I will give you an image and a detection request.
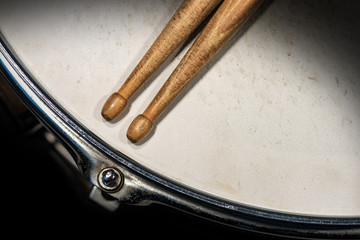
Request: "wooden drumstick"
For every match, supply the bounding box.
[101,0,222,121]
[127,0,262,143]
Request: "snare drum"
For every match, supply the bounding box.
[1,0,359,238]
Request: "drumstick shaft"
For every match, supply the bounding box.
[101,0,222,120]
[127,0,262,142]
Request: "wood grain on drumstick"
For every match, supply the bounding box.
[127,0,262,143]
[101,0,222,121]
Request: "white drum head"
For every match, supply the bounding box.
[0,0,359,217]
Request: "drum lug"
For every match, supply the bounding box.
[92,163,161,207]
[71,139,162,207]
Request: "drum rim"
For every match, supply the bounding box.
[1,35,359,238]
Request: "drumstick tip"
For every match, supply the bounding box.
[127,114,153,143]
[101,92,127,121]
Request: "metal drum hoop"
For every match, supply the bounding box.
[1,34,359,239]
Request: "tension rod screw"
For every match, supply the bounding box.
[98,167,123,192]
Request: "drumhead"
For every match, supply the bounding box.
[0,0,359,226]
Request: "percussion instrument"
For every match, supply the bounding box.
[0,0,359,238]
